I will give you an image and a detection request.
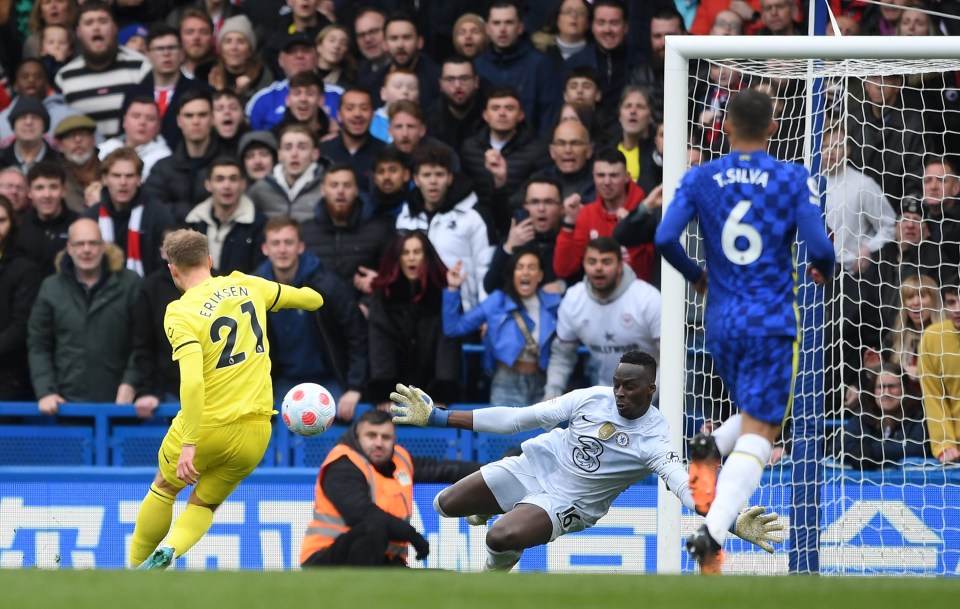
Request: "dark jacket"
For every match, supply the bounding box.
[82,190,174,277]
[836,413,929,470]
[425,89,488,154]
[0,140,57,173]
[613,204,662,289]
[185,195,267,275]
[300,195,396,288]
[15,206,78,276]
[256,252,368,393]
[474,38,561,139]
[847,105,925,206]
[319,134,386,194]
[125,73,213,150]
[566,42,635,118]
[0,247,41,400]
[366,279,462,405]
[131,265,181,398]
[460,124,549,240]
[27,245,141,401]
[143,138,224,221]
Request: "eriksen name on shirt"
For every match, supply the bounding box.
[712,168,769,189]
[199,285,250,317]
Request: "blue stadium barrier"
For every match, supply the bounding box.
[473,429,542,462]
[0,426,94,466]
[109,426,167,466]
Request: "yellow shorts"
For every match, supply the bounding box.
[158,415,272,505]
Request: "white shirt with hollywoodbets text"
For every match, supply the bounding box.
[556,279,661,385]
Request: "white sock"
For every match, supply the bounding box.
[485,544,522,571]
[710,414,743,456]
[704,433,771,545]
[433,493,453,518]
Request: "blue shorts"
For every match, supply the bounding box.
[706,335,798,426]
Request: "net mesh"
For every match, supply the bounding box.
[680,56,960,575]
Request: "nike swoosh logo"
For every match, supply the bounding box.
[580,414,597,424]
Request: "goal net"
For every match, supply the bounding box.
[659,36,960,576]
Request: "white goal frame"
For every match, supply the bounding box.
[657,35,960,574]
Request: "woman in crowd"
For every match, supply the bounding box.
[442,247,560,406]
[885,274,945,385]
[366,230,462,409]
[208,15,273,105]
[23,0,77,59]
[835,363,929,469]
[315,24,356,88]
[615,86,661,195]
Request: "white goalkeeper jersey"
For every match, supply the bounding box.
[474,386,691,523]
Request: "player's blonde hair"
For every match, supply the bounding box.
[163,229,209,269]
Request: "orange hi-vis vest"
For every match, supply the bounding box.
[299,442,415,565]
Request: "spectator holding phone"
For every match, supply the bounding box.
[484,176,566,297]
[443,247,561,406]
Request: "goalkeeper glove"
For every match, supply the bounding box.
[389,384,447,427]
[732,505,785,554]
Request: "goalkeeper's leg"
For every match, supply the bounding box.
[484,504,553,571]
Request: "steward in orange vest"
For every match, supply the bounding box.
[300,409,480,567]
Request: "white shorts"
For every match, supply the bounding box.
[480,454,591,541]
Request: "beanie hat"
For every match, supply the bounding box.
[118,23,148,46]
[238,130,278,158]
[219,15,257,50]
[9,96,50,132]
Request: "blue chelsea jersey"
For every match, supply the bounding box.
[657,150,833,339]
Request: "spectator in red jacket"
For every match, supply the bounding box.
[553,148,656,283]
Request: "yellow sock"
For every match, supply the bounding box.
[129,484,176,567]
[165,504,215,558]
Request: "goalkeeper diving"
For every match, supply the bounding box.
[390,350,783,571]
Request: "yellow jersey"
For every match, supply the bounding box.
[164,271,323,442]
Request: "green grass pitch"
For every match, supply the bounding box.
[2,570,955,609]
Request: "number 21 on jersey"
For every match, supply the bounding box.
[210,300,265,369]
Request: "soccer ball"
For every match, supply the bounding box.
[282,383,337,437]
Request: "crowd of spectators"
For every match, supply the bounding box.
[0,0,958,470]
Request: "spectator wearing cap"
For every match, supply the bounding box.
[208,15,274,105]
[53,114,101,213]
[118,23,149,54]
[54,1,152,140]
[246,31,337,132]
[125,23,213,150]
[0,96,55,174]
[0,59,79,143]
[238,130,277,184]
[264,0,331,78]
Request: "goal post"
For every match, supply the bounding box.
[658,35,960,575]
